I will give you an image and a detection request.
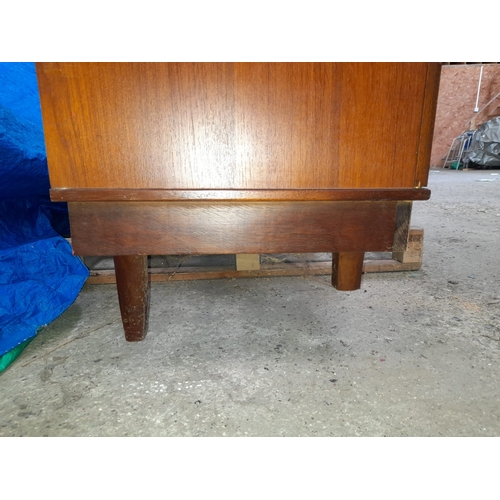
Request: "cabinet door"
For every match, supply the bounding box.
[37,63,440,192]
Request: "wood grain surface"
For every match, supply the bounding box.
[37,63,440,193]
[68,200,399,256]
[49,187,431,202]
[113,255,149,341]
[392,201,413,252]
[332,252,365,290]
[414,62,442,186]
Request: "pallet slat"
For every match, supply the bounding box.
[86,258,422,285]
[85,228,424,285]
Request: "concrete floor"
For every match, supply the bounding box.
[1,169,499,436]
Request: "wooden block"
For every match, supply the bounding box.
[392,228,424,264]
[236,254,261,271]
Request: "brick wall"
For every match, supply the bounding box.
[430,64,500,167]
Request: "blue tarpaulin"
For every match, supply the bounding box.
[0,62,89,371]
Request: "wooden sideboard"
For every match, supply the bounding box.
[36,63,441,341]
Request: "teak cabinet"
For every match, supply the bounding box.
[36,63,441,341]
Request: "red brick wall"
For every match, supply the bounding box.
[430,64,500,167]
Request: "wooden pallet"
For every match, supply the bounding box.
[85,228,424,285]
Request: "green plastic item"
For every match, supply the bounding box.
[450,161,463,170]
[0,338,33,373]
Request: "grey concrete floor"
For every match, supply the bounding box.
[1,169,499,436]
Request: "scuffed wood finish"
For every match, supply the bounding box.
[50,187,431,202]
[392,201,413,252]
[68,200,399,256]
[36,63,439,192]
[332,252,365,291]
[113,255,149,341]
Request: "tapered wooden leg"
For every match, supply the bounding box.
[113,255,149,341]
[332,251,365,291]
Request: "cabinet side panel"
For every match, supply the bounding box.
[337,63,429,188]
[414,63,441,187]
[37,63,432,191]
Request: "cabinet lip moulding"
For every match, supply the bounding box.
[49,188,431,203]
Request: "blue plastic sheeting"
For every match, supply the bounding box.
[0,62,89,360]
[0,197,89,355]
[0,63,43,128]
[0,62,48,201]
[0,104,51,199]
